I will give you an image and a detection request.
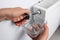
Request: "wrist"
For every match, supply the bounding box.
[0,15,6,21]
[0,12,11,21]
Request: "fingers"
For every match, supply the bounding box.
[40,23,48,40]
[16,7,30,15]
[16,22,22,26]
[26,23,42,33]
[26,27,33,32]
[12,14,27,26]
[26,23,48,40]
[12,16,24,22]
[26,23,48,33]
[21,20,26,25]
[12,9,29,22]
[31,23,42,31]
[32,23,37,31]
[27,23,41,30]
[39,23,48,40]
[20,9,30,15]
[26,23,43,38]
[44,23,48,31]
[12,9,29,26]
[15,20,26,26]
[38,23,42,28]
[23,9,30,14]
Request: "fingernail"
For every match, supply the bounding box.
[17,17,20,21]
[44,20,47,24]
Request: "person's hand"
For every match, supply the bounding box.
[0,7,29,26]
[27,23,48,40]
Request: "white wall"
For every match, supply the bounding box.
[0,0,41,9]
[45,1,60,39]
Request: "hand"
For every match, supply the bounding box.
[27,23,48,40]
[0,7,29,26]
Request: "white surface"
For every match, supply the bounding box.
[37,0,59,9]
[0,0,40,9]
[45,1,60,39]
[0,21,32,40]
